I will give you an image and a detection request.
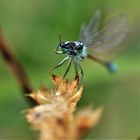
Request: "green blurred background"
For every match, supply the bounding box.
[0,0,140,139]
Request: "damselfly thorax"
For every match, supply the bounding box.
[59,41,87,59]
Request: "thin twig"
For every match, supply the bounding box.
[0,31,38,106]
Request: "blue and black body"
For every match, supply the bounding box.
[50,10,128,82]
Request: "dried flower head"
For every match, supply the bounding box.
[26,75,103,140]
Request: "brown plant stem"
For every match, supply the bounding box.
[0,31,38,106]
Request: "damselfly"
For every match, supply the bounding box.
[50,10,128,82]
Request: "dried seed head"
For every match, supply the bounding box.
[26,75,103,140]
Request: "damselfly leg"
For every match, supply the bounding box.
[49,57,69,71]
[73,60,84,84]
[73,60,79,80]
[63,58,72,78]
[77,62,84,83]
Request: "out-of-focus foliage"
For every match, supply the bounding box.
[0,0,140,139]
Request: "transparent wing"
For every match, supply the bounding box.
[80,12,128,61]
[79,10,101,43]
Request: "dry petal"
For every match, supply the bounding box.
[52,74,64,87]
[69,87,83,103]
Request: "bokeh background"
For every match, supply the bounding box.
[0,0,140,139]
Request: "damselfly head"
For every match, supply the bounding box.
[59,41,69,49]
